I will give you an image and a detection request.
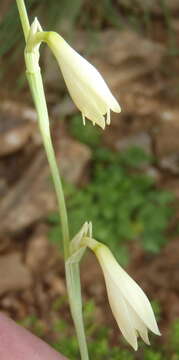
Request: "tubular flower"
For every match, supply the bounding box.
[86,239,160,350]
[46,32,121,129]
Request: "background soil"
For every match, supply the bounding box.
[1,0,179,356]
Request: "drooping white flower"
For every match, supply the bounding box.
[69,223,160,350]
[84,239,160,350]
[46,32,121,129]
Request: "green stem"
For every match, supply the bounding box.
[16,0,30,41]
[66,261,89,360]
[25,56,70,259]
[16,0,70,259]
[25,52,88,359]
[16,2,89,358]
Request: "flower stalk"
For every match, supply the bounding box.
[24,35,70,260]
[16,0,30,41]
[16,1,89,358]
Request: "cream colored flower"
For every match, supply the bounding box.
[69,224,160,350]
[86,239,160,350]
[46,32,121,129]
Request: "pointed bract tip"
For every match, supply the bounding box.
[30,17,42,35]
[30,18,38,34]
[36,18,43,32]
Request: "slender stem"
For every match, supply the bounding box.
[16,0,70,259]
[16,0,30,41]
[16,2,89,358]
[26,59,70,259]
[43,136,70,259]
[66,262,89,360]
[25,51,88,358]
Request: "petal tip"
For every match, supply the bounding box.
[133,342,138,351]
[110,100,121,113]
[150,320,161,337]
[155,328,161,336]
[97,118,105,130]
[144,336,150,346]
[113,103,121,113]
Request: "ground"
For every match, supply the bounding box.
[1,1,179,359]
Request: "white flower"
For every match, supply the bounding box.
[86,239,160,350]
[46,32,121,129]
[69,224,160,350]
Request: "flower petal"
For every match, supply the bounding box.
[126,301,150,345]
[57,40,120,112]
[46,32,121,123]
[58,64,106,128]
[96,245,160,336]
[105,272,138,350]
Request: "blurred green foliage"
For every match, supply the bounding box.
[0,0,116,57]
[1,0,179,89]
[0,0,82,59]
[170,319,179,354]
[48,146,174,264]
[1,0,179,59]
[151,300,162,322]
[52,299,135,359]
[69,115,102,149]
[19,314,46,337]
